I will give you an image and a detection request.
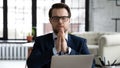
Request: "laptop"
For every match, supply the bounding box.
[50,55,94,68]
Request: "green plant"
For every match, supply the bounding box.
[27,32,32,36]
[32,27,35,37]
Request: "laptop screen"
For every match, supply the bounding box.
[51,55,94,68]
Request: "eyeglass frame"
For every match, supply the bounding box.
[50,16,70,22]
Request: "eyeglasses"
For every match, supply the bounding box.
[50,16,70,22]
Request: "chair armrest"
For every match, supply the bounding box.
[99,34,120,47]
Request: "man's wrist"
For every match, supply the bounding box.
[63,47,69,54]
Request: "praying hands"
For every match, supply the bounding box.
[56,28,68,53]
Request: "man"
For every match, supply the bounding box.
[27,3,92,68]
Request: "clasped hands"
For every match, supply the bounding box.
[55,28,68,54]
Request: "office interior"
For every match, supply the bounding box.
[0,0,120,68]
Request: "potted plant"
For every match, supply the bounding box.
[26,27,36,42]
[32,27,36,40]
[27,32,33,42]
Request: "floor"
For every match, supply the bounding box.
[0,60,27,68]
[0,60,120,68]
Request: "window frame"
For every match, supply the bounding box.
[1,0,89,40]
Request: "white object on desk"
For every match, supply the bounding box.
[102,66,115,68]
[22,42,34,47]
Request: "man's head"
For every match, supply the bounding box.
[49,3,71,34]
[49,3,71,18]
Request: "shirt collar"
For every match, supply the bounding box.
[53,32,68,40]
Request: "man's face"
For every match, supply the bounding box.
[49,8,70,34]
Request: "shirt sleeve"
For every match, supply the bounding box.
[53,47,59,56]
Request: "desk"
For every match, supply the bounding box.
[96,66,120,68]
[95,66,120,68]
[116,66,120,68]
[22,42,34,47]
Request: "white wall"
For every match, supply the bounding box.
[89,0,120,32]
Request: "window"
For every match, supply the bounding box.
[1,0,87,40]
[66,0,86,32]
[37,0,86,36]
[8,0,32,39]
[37,0,61,35]
[0,0,3,38]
